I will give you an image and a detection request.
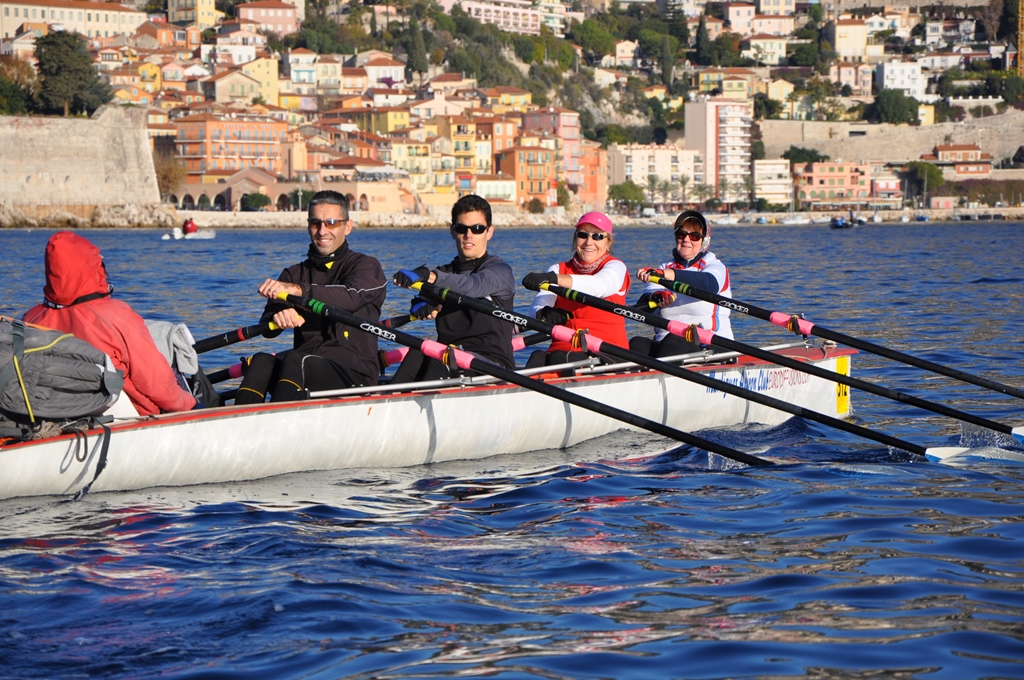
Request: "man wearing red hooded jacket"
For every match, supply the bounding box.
[23,231,197,416]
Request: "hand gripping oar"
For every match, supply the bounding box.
[538,281,1023,447]
[277,291,771,468]
[647,273,1024,402]
[378,332,550,370]
[192,322,279,354]
[426,281,971,460]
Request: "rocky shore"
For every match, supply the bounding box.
[3,204,1022,230]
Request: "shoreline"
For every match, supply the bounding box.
[3,205,1023,230]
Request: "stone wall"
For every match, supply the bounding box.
[761,110,1024,165]
[0,106,174,229]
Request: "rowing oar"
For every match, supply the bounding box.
[379,332,550,370]
[277,291,771,468]
[193,322,278,354]
[539,282,1023,446]
[419,281,973,460]
[646,272,1024,402]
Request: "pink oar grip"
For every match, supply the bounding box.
[421,339,475,371]
[770,312,815,336]
[511,336,526,351]
[384,347,410,365]
[549,325,603,352]
[228,363,244,379]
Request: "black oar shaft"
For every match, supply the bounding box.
[432,283,928,456]
[193,322,275,354]
[283,292,771,467]
[655,276,1024,401]
[557,282,1015,437]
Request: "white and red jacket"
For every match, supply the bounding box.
[530,257,630,352]
[640,251,733,341]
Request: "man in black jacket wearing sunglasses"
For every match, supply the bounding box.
[391,194,516,383]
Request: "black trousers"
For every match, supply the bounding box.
[234,351,359,405]
[629,333,703,359]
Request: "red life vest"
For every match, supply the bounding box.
[549,258,630,353]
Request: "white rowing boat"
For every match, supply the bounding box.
[0,343,854,500]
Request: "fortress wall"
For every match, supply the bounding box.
[0,106,172,227]
[761,110,1024,164]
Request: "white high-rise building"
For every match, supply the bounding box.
[684,96,752,204]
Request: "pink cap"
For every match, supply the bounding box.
[575,212,613,234]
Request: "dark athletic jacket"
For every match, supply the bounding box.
[261,242,387,386]
[432,253,516,369]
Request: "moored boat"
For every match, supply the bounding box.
[0,343,854,500]
[162,226,217,241]
[780,215,811,225]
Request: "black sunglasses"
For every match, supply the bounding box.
[452,223,489,235]
[308,217,347,228]
[675,229,704,242]
[575,230,608,241]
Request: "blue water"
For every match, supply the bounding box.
[2,223,1024,678]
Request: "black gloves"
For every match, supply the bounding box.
[409,297,438,320]
[393,266,431,289]
[522,271,559,291]
[536,306,573,326]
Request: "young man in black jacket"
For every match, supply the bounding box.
[235,190,387,404]
[390,194,516,383]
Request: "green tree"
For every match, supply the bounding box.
[34,31,111,116]
[608,181,646,212]
[572,19,617,60]
[873,88,916,124]
[407,20,429,83]
[789,42,818,67]
[660,35,675,86]
[808,4,824,25]
[751,140,766,160]
[782,145,829,164]
[646,174,661,206]
[906,161,944,200]
[556,181,571,208]
[678,174,691,206]
[241,192,272,211]
[695,15,711,65]
[527,197,545,213]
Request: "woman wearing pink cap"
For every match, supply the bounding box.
[521,212,630,368]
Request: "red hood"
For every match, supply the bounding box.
[43,231,110,307]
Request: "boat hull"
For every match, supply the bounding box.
[0,347,854,499]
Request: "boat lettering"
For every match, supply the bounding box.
[361,323,396,341]
[704,370,749,398]
[614,307,647,322]
[716,300,749,314]
[704,367,808,396]
[491,310,529,325]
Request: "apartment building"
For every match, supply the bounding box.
[755,0,793,16]
[875,60,926,100]
[606,143,701,193]
[793,161,872,208]
[167,0,220,30]
[435,0,541,35]
[521,107,582,187]
[0,0,147,39]
[495,145,556,207]
[173,111,289,178]
[236,0,297,36]
[577,139,608,211]
[752,158,792,207]
[684,96,752,203]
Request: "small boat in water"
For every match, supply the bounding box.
[162,226,217,241]
[0,343,854,500]
[830,216,852,229]
[780,215,811,225]
[710,215,739,225]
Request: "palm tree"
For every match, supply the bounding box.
[786,90,800,120]
[717,177,733,208]
[657,179,673,211]
[678,174,691,208]
[646,174,660,208]
[693,183,713,209]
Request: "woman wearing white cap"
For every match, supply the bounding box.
[521,211,631,368]
[631,209,733,358]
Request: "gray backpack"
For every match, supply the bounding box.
[0,317,123,439]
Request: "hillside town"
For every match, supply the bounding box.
[1,0,1023,221]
